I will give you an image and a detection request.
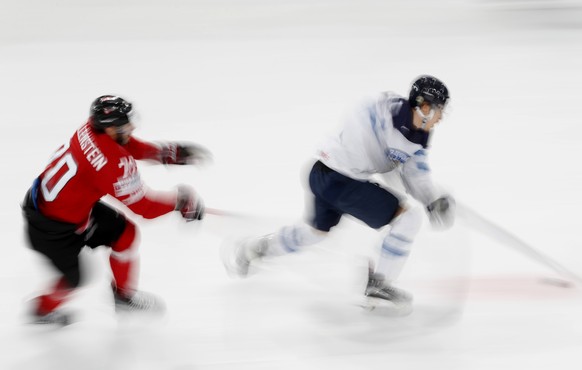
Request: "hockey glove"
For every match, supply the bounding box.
[161,142,212,165]
[426,196,455,230]
[176,185,205,222]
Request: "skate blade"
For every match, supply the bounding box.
[114,300,166,316]
[26,313,73,329]
[359,297,413,317]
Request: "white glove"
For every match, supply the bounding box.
[426,196,455,230]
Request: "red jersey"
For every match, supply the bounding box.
[36,121,176,226]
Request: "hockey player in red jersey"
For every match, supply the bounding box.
[22,95,209,325]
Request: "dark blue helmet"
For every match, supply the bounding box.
[90,95,133,130]
[409,75,449,108]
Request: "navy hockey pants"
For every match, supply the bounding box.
[308,161,401,232]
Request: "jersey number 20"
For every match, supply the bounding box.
[40,144,78,202]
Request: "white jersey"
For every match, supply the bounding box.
[316,92,441,206]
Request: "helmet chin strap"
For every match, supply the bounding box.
[414,106,435,129]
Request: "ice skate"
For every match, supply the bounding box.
[220,235,270,278]
[29,309,72,327]
[27,296,72,326]
[362,271,413,314]
[113,289,166,314]
[30,310,71,326]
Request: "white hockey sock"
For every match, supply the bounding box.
[261,223,327,258]
[374,207,423,282]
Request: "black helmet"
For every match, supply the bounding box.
[90,95,133,130]
[409,75,449,108]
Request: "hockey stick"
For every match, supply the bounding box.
[205,207,245,218]
[205,207,263,220]
[456,202,582,287]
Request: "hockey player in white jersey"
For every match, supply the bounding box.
[222,75,455,310]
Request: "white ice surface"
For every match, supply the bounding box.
[1,1,581,369]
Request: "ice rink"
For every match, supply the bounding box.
[1,1,581,369]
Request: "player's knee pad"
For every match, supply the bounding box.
[110,221,139,261]
[380,208,423,259]
[389,206,423,241]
